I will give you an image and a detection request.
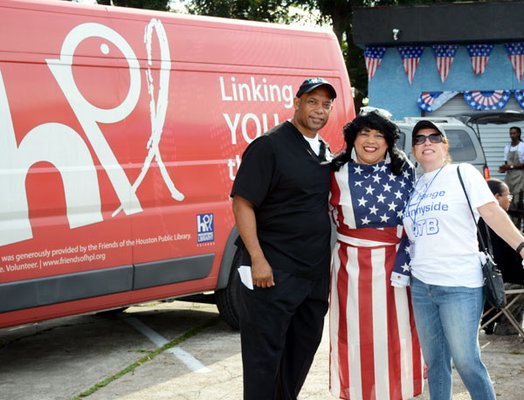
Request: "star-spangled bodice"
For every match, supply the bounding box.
[331,161,414,231]
[330,160,415,287]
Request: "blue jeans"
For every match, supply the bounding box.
[410,277,496,400]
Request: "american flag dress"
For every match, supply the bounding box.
[329,161,424,400]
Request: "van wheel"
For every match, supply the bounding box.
[215,250,241,330]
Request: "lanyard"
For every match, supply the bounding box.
[407,165,444,226]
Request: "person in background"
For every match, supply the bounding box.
[404,121,524,400]
[231,78,336,400]
[479,179,524,335]
[498,126,524,227]
[329,110,424,400]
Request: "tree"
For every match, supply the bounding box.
[296,1,365,107]
[96,0,169,11]
[186,0,293,23]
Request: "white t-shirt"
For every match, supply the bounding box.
[503,141,524,163]
[303,134,320,156]
[403,163,496,287]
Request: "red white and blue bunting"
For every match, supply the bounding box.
[466,44,494,75]
[364,47,387,81]
[504,42,524,82]
[419,90,524,111]
[366,44,524,83]
[464,90,511,110]
[417,91,459,112]
[398,46,424,85]
[432,45,458,83]
[515,90,524,108]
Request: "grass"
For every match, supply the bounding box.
[72,316,220,399]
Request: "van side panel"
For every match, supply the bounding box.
[0,266,133,313]
[0,0,353,328]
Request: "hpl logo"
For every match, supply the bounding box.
[197,213,214,243]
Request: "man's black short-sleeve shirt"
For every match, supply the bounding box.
[231,121,332,279]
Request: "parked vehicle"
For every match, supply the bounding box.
[0,0,354,329]
[457,110,524,127]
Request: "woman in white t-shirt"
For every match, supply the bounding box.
[403,120,524,400]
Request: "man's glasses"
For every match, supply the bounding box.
[413,133,443,145]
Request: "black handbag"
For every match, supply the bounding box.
[457,167,507,308]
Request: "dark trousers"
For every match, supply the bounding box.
[238,269,329,400]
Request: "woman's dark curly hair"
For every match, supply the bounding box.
[331,111,408,175]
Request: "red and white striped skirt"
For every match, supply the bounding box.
[329,241,424,400]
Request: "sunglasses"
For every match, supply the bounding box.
[413,133,443,145]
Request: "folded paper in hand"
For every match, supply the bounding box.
[237,266,254,290]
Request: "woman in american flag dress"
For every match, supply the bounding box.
[329,111,424,400]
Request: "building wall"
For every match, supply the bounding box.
[368,44,524,119]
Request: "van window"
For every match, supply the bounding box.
[446,129,478,162]
[397,131,406,151]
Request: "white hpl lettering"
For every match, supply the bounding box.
[0,19,183,247]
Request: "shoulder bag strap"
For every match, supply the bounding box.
[456,166,492,254]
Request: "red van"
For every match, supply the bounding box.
[0,0,354,329]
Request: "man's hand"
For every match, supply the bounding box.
[232,194,275,289]
[251,257,275,288]
[499,163,510,173]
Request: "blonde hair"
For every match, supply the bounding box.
[442,136,452,164]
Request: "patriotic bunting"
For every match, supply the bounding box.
[364,47,386,81]
[398,46,424,84]
[466,44,493,75]
[515,90,524,109]
[504,42,524,81]
[365,44,524,110]
[417,91,459,113]
[432,45,458,82]
[464,90,511,110]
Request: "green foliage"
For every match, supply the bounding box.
[186,0,293,23]
[96,0,169,11]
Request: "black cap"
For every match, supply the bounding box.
[412,120,447,139]
[296,78,337,99]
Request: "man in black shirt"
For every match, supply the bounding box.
[231,78,337,400]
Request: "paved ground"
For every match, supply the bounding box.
[1,301,523,399]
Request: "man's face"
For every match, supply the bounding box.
[510,128,521,144]
[292,87,333,137]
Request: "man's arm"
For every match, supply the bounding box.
[500,162,523,172]
[499,144,510,172]
[232,195,275,288]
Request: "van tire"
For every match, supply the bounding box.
[215,249,241,330]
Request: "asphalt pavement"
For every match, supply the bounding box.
[1,300,523,399]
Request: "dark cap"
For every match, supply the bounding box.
[296,77,337,99]
[412,120,447,139]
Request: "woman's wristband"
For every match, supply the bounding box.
[516,241,524,254]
